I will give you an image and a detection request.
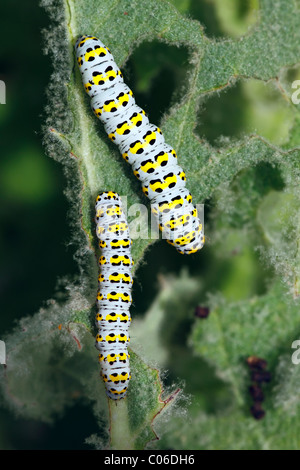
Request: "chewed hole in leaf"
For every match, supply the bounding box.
[165,348,233,413]
[279,64,300,95]
[210,227,274,301]
[124,41,189,125]
[131,239,209,319]
[211,0,259,38]
[257,191,299,246]
[213,162,285,228]
[169,0,259,39]
[196,79,295,146]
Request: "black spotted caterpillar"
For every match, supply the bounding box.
[76,35,205,255]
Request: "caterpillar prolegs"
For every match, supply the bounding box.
[95,192,133,400]
[76,36,205,255]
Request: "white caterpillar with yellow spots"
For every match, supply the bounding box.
[76,35,204,255]
[95,191,133,400]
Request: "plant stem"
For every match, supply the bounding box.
[109,398,135,450]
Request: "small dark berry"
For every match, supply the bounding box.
[250,403,265,420]
[194,306,210,319]
[251,370,272,383]
[249,385,264,402]
[246,356,268,370]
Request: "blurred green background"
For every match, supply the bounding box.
[0,0,298,449]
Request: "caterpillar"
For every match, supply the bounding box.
[95,191,133,400]
[75,35,205,255]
